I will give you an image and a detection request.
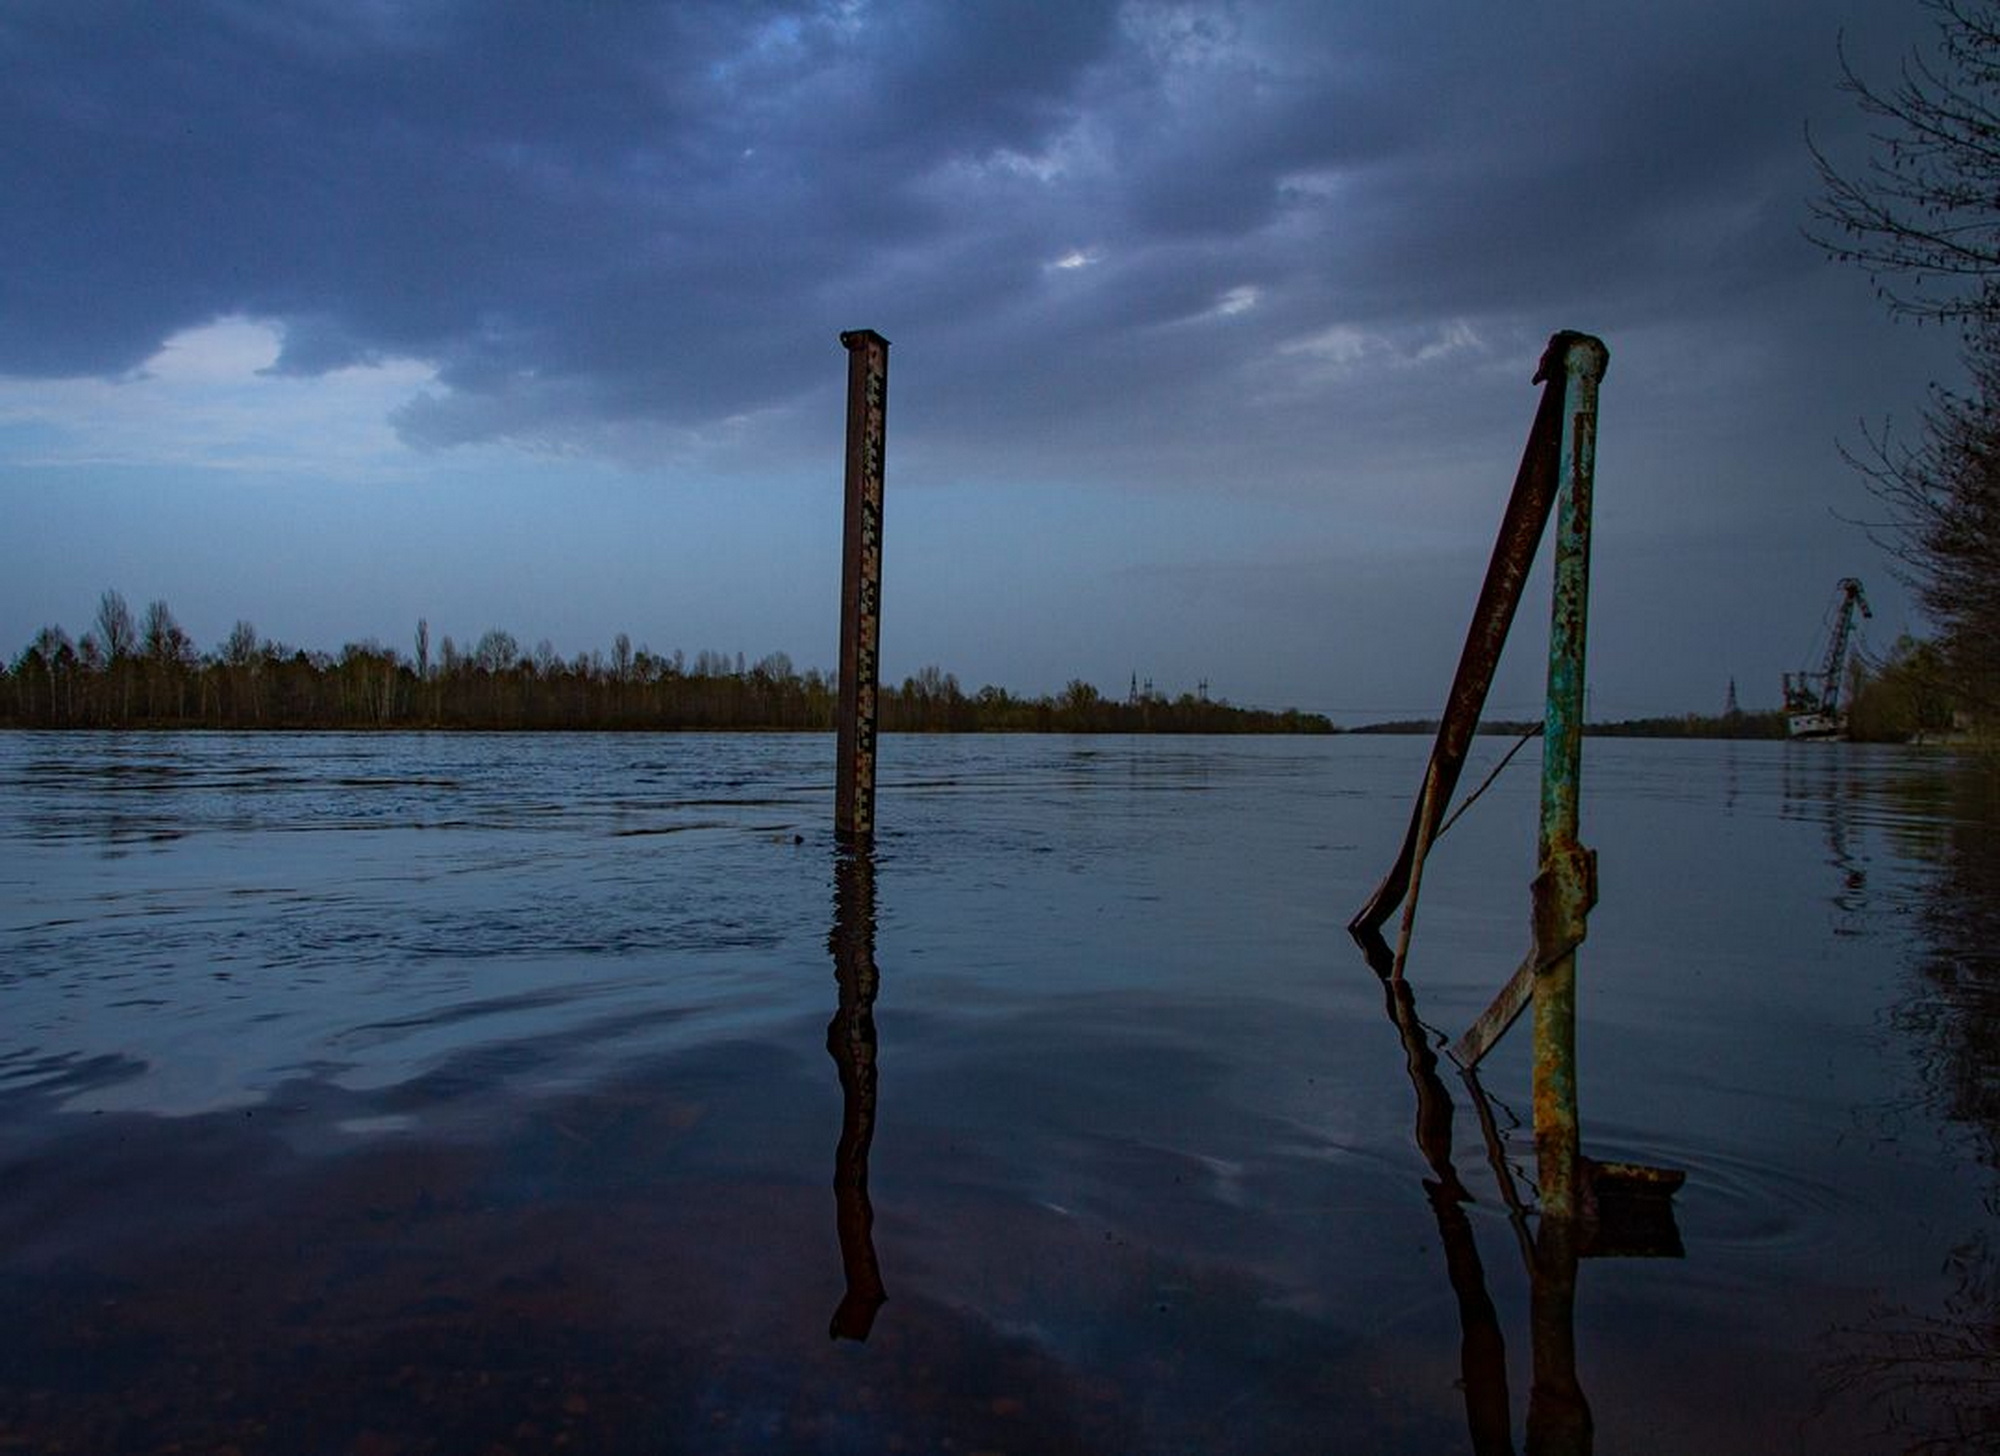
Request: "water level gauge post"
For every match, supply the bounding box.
[835,329,890,847]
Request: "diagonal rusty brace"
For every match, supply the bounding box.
[1449,844,1597,1070]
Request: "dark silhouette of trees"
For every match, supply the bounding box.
[1811,0,2000,722]
[93,589,136,662]
[0,594,1333,734]
[220,619,262,725]
[1848,634,1965,740]
[140,599,197,721]
[8,626,79,725]
[93,588,137,721]
[1842,336,2000,718]
[1808,1,2000,328]
[889,664,971,731]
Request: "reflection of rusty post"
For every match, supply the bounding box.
[1526,1216,1593,1454]
[1532,334,1606,1225]
[827,850,886,1339]
[1380,969,1514,1454]
[1351,335,1577,937]
[835,330,890,846]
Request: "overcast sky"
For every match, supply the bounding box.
[0,0,1969,722]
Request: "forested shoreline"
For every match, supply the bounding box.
[1,592,1333,735]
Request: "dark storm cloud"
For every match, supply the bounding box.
[1,1,1107,410]
[0,0,1918,465]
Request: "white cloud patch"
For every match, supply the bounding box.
[1214,284,1260,316]
[1275,319,1485,375]
[1413,320,1485,364]
[146,316,284,383]
[0,316,439,476]
[1280,323,1374,367]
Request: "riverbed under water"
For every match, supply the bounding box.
[1,731,1994,1454]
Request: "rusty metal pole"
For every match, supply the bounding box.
[835,329,889,846]
[1532,333,1606,1224]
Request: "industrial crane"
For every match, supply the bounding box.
[1782,577,1872,739]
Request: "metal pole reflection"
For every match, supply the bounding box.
[827,849,887,1340]
[1526,1217,1592,1456]
[1374,956,1517,1455]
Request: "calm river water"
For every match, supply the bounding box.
[1,731,1995,1454]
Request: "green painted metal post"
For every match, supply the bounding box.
[1532,333,1607,1224]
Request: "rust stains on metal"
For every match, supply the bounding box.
[1531,844,1597,965]
[835,329,890,846]
[1451,947,1537,1069]
[1530,332,1607,1226]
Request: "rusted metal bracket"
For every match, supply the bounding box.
[1533,844,1598,963]
[1452,844,1596,1068]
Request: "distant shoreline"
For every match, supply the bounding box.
[4,607,1333,736]
[0,722,1336,736]
[1345,712,1792,740]
[0,716,1822,740]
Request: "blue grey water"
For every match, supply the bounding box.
[0,731,1993,1453]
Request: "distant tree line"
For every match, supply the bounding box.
[0,590,1335,735]
[1348,713,1791,739]
[1586,711,1789,740]
[1847,635,1971,743]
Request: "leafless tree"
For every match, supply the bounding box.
[1809,0,2000,327]
[93,589,135,662]
[1812,1,2000,714]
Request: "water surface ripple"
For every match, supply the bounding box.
[1,731,1994,1454]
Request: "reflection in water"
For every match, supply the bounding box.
[1899,763,2000,1170]
[1783,748,1871,926]
[1375,958,1517,1454]
[1818,759,2000,1446]
[1820,1232,2000,1452]
[827,849,887,1341]
[1525,1218,1591,1456]
[1362,928,1594,1455]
